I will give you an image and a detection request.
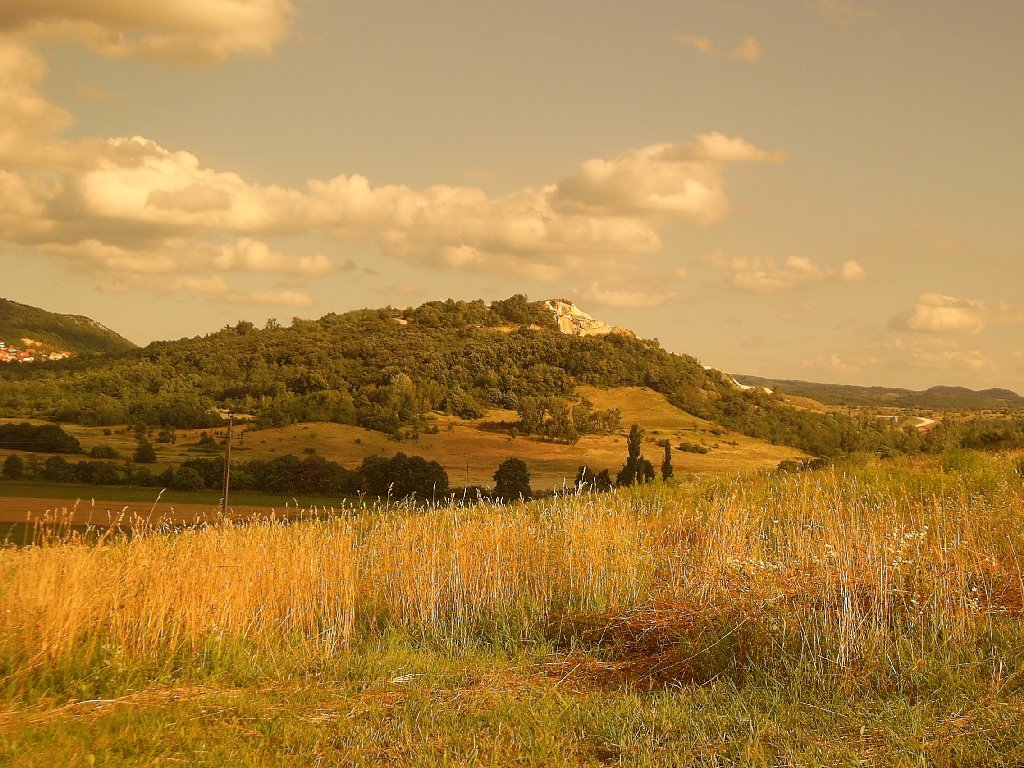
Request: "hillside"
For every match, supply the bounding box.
[733,375,1024,410]
[0,297,137,357]
[0,295,933,458]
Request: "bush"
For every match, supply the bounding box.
[133,437,157,464]
[493,457,532,501]
[2,454,25,480]
[677,441,710,455]
[171,467,206,491]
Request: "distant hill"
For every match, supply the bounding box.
[0,295,897,458]
[0,298,136,357]
[732,375,1024,410]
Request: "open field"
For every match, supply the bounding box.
[2,451,1024,765]
[0,386,807,493]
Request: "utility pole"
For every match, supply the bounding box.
[220,411,233,516]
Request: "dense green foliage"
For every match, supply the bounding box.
[616,424,655,486]
[661,439,674,480]
[4,295,1023,459]
[493,457,532,500]
[3,449,449,500]
[575,465,613,492]
[0,297,137,355]
[0,422,82,453]
[357,452,450,499]
[2,454,24,480]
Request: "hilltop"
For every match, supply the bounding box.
[0,298,137,358]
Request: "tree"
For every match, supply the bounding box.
[493,457,532,501]
[41,455,73,482]
[90,445,119,459]
[133,436,157,464]
[661,439,674,481]
[171,466,206,491]
[2,454,25,480]
[617,423,655,486]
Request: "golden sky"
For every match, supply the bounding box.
[1,1,1022,392]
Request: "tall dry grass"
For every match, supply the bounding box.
[1,453,1023,692]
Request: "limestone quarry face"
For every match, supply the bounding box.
[545,300,635,338]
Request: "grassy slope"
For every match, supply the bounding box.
[0,298,136,355]
[0,387,807,498]
[3,453,1024,766]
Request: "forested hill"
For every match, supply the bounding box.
[0,298,137,356]
[733,375,1024,410]
[0,295,916,457]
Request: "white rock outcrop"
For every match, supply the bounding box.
[545,300,635,338]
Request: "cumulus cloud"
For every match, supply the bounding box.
[213,238,335,275]
[889,293,1023,335]
[552,133,783,220]
[1,0,296,65]
[0,28,786,305]
[705,252,866,293]
[0,41,75,167]
[889,293,986,334]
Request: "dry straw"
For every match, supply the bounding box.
[1,454,1022,689]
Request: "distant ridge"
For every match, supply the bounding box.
[0,298,137,357]
[732,375,1024,410]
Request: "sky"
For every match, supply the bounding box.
[1,0,1022,392]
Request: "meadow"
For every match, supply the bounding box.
[2,451,1024,766]
[1,386,805,500]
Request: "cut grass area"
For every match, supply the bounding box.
[4,644,1024,767]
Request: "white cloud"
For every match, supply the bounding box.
[889,293,1024,335]
[581,281,677,309]
[704,252,867,293]
[214,238,335,275]
[0,31,787,304]
[552,133,783,220]
[1,0,296,65]
[889,293,986,334]
[0,41,74,167]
